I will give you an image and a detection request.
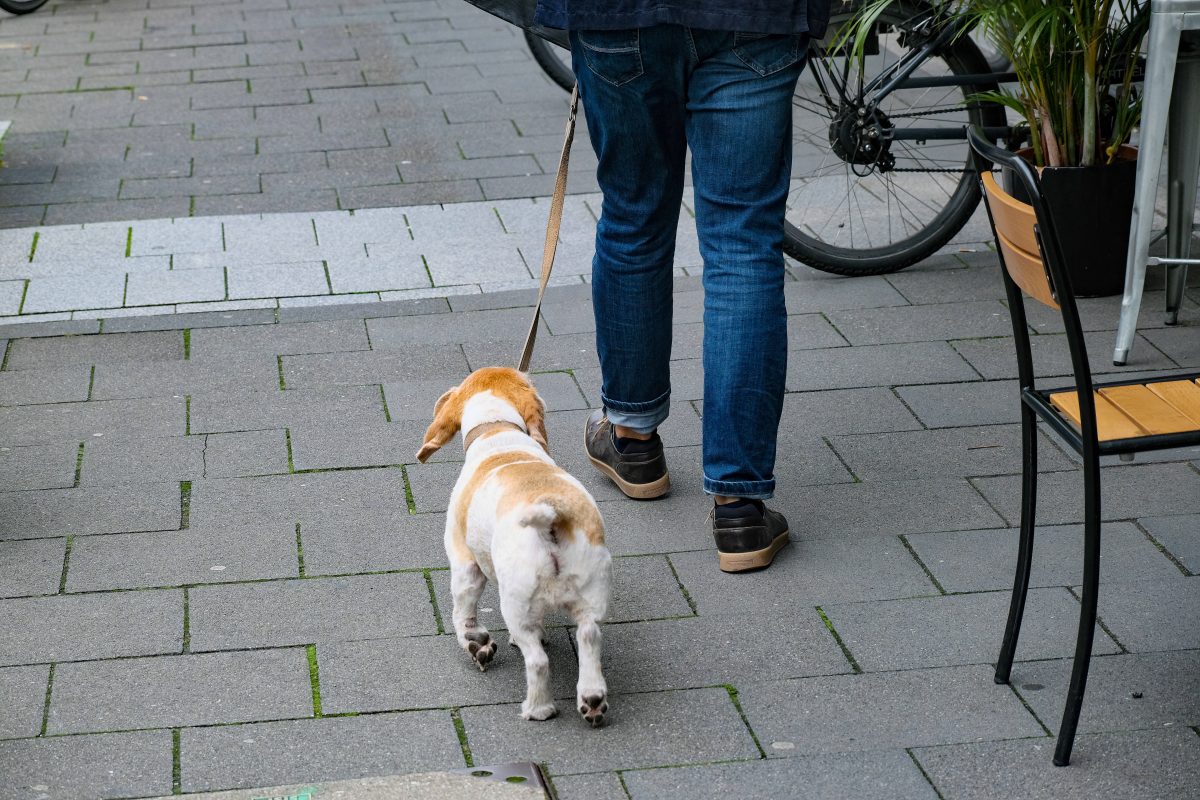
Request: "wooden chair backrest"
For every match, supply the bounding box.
[981,171,1060,310]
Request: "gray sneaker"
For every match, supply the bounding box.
[583,409,670,499]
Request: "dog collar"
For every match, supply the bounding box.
[462,420,526,452]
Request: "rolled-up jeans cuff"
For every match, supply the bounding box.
[601,389,670,435]
[703,476,775,500]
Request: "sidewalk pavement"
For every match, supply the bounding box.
[1,1,1200,800]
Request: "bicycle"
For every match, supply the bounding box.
[0,0,50,14]
[525,1,1016,276]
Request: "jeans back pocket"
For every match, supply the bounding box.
[578,29,644,87]
[732,32,803,77]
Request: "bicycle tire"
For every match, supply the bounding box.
[0,0,49,13]
[525,30,575,92]
[784,0,1007,276]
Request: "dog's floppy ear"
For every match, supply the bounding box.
[416,387,461,463]
[517,386,549,453]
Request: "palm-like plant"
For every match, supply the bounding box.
[847,0,1150,167]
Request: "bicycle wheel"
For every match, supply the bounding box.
[525,30,575,92]
[785,0,1007,275]
[0,0,49,13]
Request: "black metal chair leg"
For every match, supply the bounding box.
[996,405,1038,684]
[1054,455,1102,766]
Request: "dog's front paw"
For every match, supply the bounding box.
[521,702,558,721]
[463,630,497,671]
[577,691,608,727]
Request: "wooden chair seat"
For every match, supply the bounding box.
[1049,379,1200,441]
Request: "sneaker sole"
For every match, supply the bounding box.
[587,452,671,499]
[718,529,790,573]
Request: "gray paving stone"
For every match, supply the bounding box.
[787,343,980,392]
[278,297,449,324]
[0,536,65,598]
[669,535,937,616]
[66,524,299,592]
[460,330,597,374]
[895,380,1021,428]
[1012,650,1200,736]
[779,387,924,436]
[47,648,312,734]
[301,511,448,575]
[282,345,470,388]
[783,275,911,313]
[622,750,939,800]
[885,263,1007,305]
[186,470,411,534]
[0,364,91,407]
[1096,575,1200,652]
[0,730,173,800]
[289,420,423,470]
[368,307,548,348]
[950,331,1179,381]
[788,477,1006,538]
[0,280,25,316]
[973,462,1200,527]
[189,385,385,433]
[101,307,278,332]
[180,711,466,794]
[828,300,1013,346]
[188,573,437,651]
[461,686,760,775]
[129,217,224,256]
[0,319,100,340]
[787,312,852,350]
[203,429,290,478]
[5,330,183,370]
[326,256,431,294]
[189,319,369,360]
[601,612,852,695]
[430,554,693,632]
[0,396,185,447]
[0,664,50,738]
[1141,324,1200,367]
[739,666,1044,755]
[320,628,577,713]
[0,589,182,666]
[1140,513,1200,573]
[828,424,1073,481]
[21,272,127,313]
[912,728,1200,800]
[90,357,280,401]
[0,482,181,540]
[78,435,203,486]
[0,441,79,491]
[125,267,226,307]
[227,261,330,299]
[824,589,1119,672]
[904,523,1184,594]
[552,772,630,800]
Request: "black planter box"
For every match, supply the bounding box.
[1006,153,1137,297]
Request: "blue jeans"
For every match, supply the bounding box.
[572,25,807,499]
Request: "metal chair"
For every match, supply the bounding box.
[1113,0,1200,366]
[968,127,1200,766]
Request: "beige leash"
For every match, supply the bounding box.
[517,83,580,373]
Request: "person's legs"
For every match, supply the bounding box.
[571,25,689,435]
[684,29,807,501]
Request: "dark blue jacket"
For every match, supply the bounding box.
[535,1,830,37]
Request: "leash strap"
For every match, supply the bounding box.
[518,83,580,373]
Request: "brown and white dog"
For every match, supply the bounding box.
[416,367,612,725]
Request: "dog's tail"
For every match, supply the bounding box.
[518,501,559,534]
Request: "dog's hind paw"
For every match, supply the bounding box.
[578,692,608,727]
[521,702,558,721]
[464,630,497,671]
